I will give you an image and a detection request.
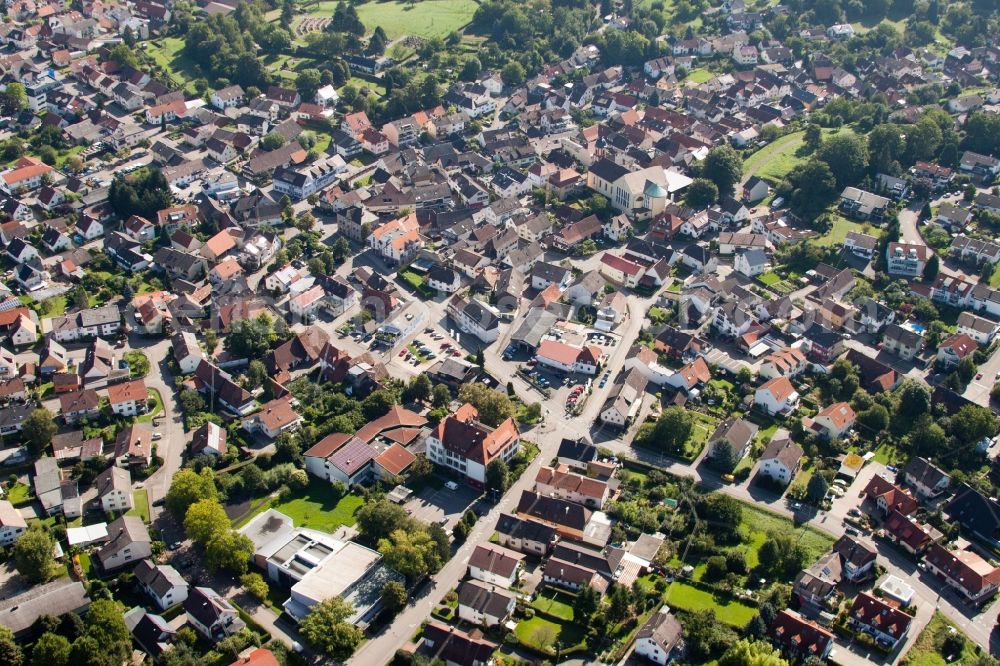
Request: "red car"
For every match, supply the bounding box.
[399,350,407,357]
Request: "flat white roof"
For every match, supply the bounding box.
[67,523,108,546]
[290,541,382,603]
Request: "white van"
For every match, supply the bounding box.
[444,481,459,491]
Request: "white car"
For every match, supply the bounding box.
[152,432,162,440]
[444,481,459,491]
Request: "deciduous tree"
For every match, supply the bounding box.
[300,597,364,659]
[166,468,217,518]
[22,408,56,455]
[702,146,743,197]
[13,526,55,583]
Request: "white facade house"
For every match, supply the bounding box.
[758,432,802,486]
[754,376,799,415]
[135,560,189,610]
[635,608,684,665]
[467,543,524,589]
[0,500,27,547]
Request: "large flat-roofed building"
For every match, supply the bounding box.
[239,509,402,627]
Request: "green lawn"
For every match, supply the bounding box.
[687,413,718,460]
[738,503,835,568]
[297,0,476,40]
[78,552,92,578]
[685,68,714,84]
[239,480,365,533]
[354,0,477,40]
[137,388,163,424]
[757,271,781,286]
[989,261,1000,287]
[34,294,68,317]
[811,214,869,248]
[143,37,200,93]
[743,128,854,184]
[903,612,981,666]
[127,489,150,523]
[531,590,575,621]
[514,616,586,653]
[873,442,904,466]
[663,582,757,626]
[7,483,30,506]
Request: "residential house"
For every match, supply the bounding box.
[59,389,100,424]
[848,592,912,651]
[635,608,684,666]
[468,543,524,589]
[421,622,496,666]
[708,417,759,463]
[945,485,1000,548]
[840,187,889,220]
[923,542,1000,606]
[937,202,973,231]
[97,515,151,571]
[191,422,227,458]
[758,347,808,380]
[937,333,977,368]
[241,397,301,439]
[107,379,147,417]
[863,475,918,516]
[134,560,189,610]
[494,513,557,556]
[808,402,856,440]
[843,231,879,260]
[534,465,610,509]
[114,424,153,469]
[0,500,27,547]
[754,376,799,415]
[885,242,929,278]
[883,509,936,555]
[734,248,769,277]
[456,580,515,627]
[772,610,833,661]
[758,431,803,486]
[956,311,998,345]
[95,466,133,513]
[425,403,519,488]
[883,323,923,360]
[185,586,246,641]
[516,490,593,541]
[903,457,951,500]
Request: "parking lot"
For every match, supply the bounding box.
[404,482,482,530]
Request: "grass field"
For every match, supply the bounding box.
[137,388,163,424]
[143,37,200,93]
[127,489,150,523]
[297,0,476,40]
[903,612,981,666]
[685,68,714,84]
[738,503,835,569]
[687,412,718,460]
[663,582,757,626]
[514,616,586,653]
[811,214,867,247]
[743,128,855,185]
[7,483,30,506]
[531,590,575,621]
[238,480,364,533]
[989,261,1000,287]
